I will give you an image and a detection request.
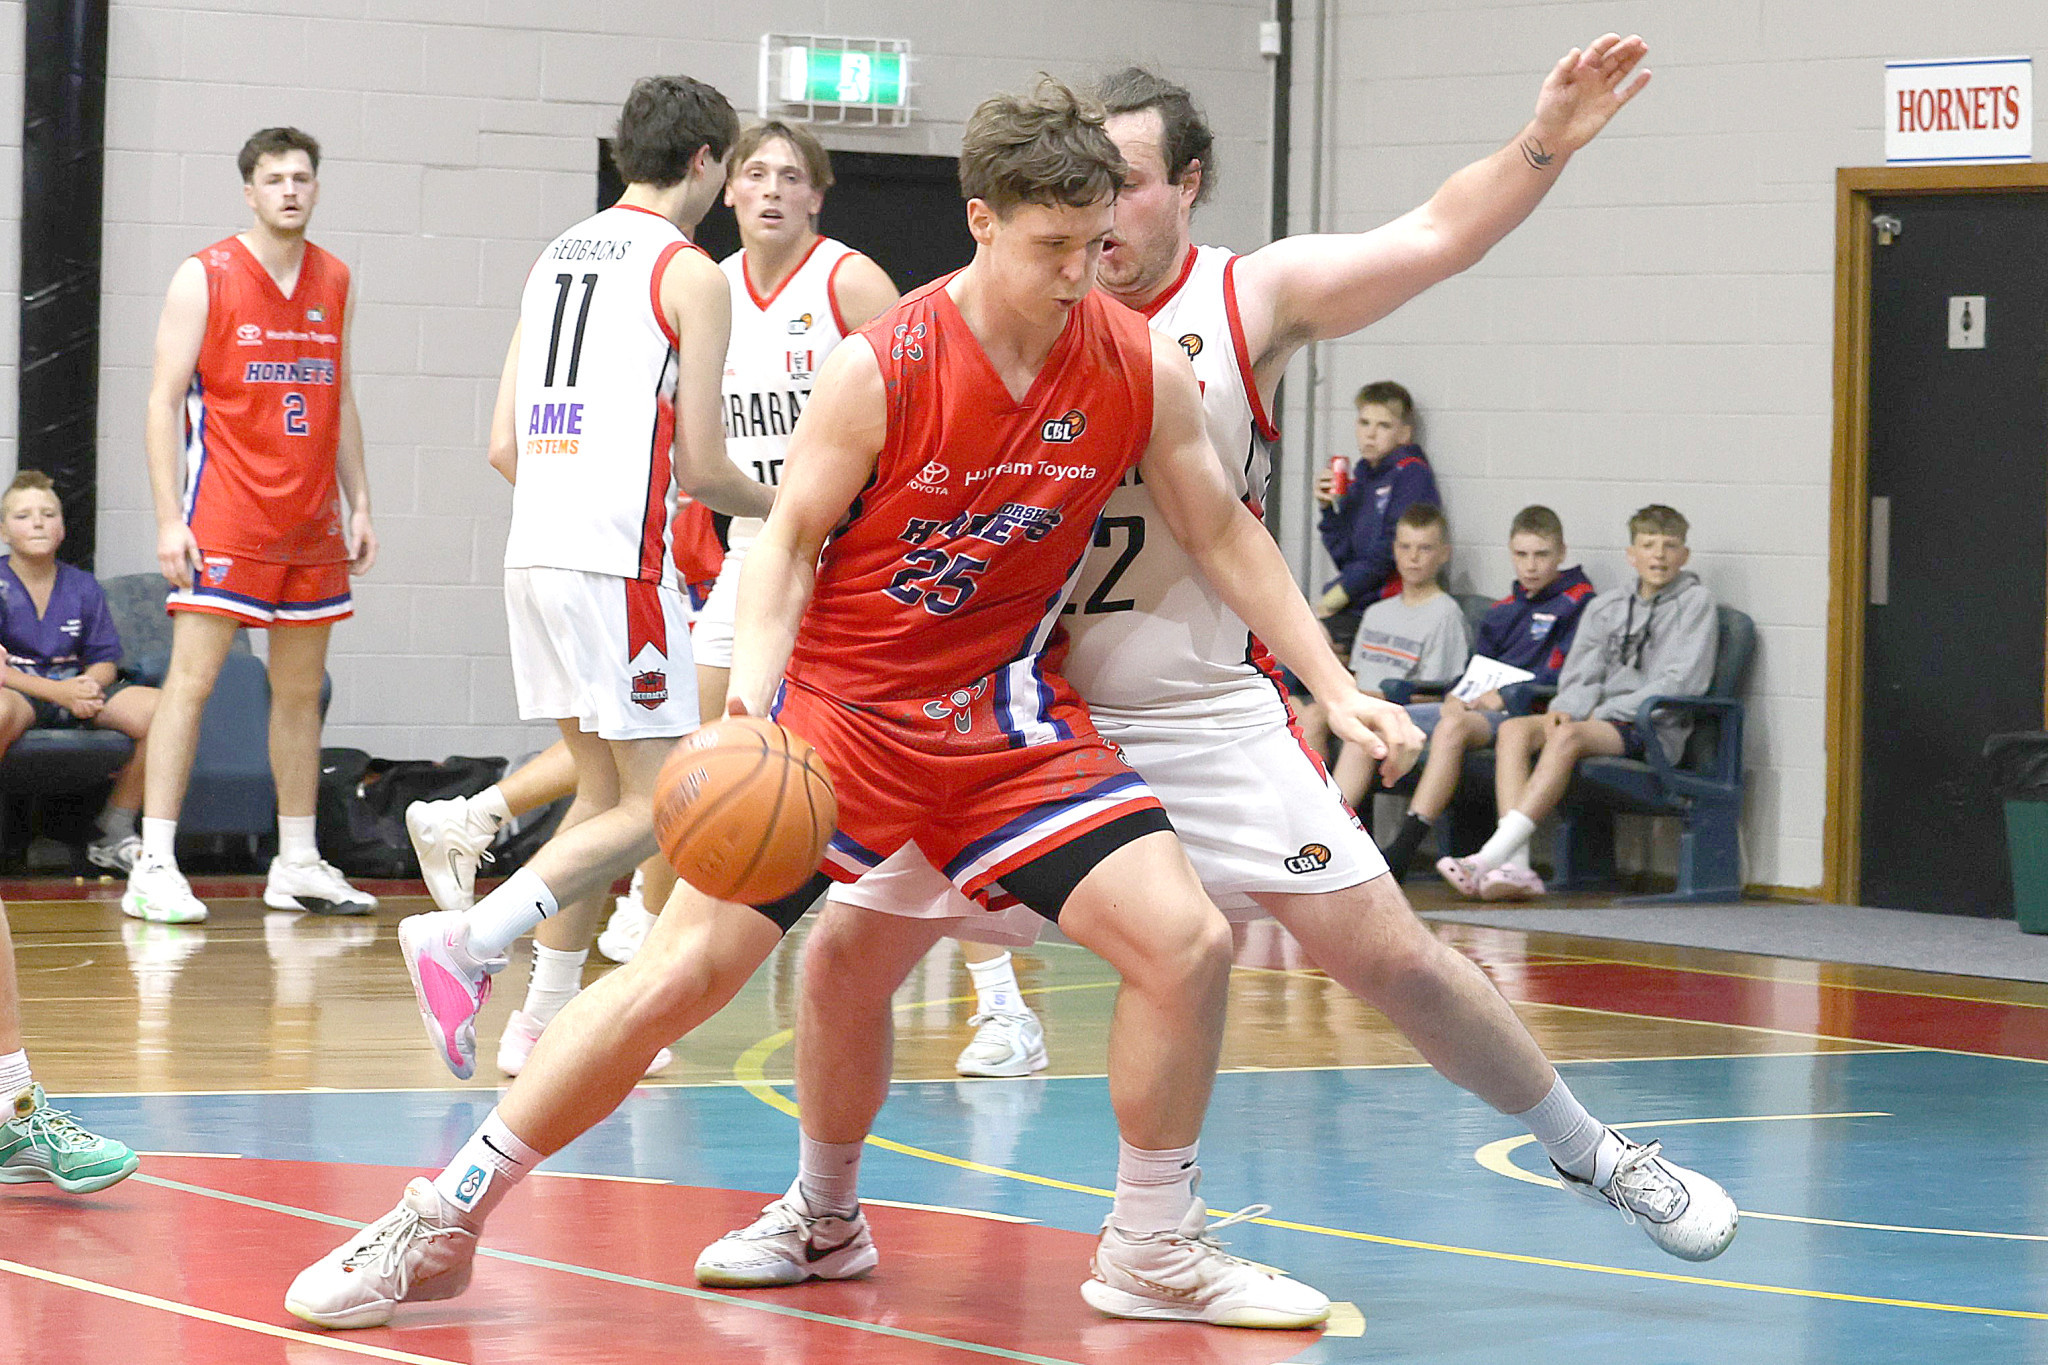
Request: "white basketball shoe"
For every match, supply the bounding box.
[285,1178,478,1329]
[596,870,655,964]
[955,1008,1049,1077]
[121,857,208,924]
[1554,1130,1739,1262]
[1082,1198,1330,1329]
[407,797,497,912]
[694,1181,879,1288]
[265,854,378,916]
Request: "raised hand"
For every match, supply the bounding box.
[1528,33,1651,159]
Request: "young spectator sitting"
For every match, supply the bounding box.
[1332,503,1469,805]
[1315,381,1440,661]
[1438,504,1715,901]
[0,472,160,871]
[1380,505,1595,881]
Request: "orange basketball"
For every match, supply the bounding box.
[652,716,837,904]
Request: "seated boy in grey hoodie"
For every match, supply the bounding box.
[1437,504,1716,901]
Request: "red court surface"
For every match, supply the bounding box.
[5,1157,1323,1365]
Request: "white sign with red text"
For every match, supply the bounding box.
[1885,56,2032,164]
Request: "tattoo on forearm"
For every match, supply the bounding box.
[1521,137,1555,170]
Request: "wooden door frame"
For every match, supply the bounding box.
[1826,164,2048,903]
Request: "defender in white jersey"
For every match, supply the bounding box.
[693,121,896,714]
[701,43,1740,1306]
[372,77,775,1095]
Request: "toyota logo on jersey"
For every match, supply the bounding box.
[910,461,951,494]
[235,323,263,345]
[1041,409,1087,444]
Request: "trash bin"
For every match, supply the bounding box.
[1985,733,2048,934]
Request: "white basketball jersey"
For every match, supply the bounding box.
[1060,245,1281,719]
[719,237,859,554]
[505,204,693,584]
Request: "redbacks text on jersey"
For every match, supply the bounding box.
[783,279,1156,712]
[183,236,350,565]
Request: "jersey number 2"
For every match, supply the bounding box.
[544,273,599,386]
[282,391,309,436]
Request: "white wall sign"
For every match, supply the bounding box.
[1885,56,2032,163]
[1949,296,1986,349]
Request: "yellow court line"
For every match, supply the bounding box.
[735,1009,2048,1320]
[0,1257,462,1364]
[1512,996,2048,1067]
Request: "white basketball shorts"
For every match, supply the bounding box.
[690,536,756,671]
[828,702,1388,937]
[504,565,697,741]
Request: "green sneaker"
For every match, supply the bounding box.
[0,1085,140,1193]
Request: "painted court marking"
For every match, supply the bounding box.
[114,1172,1097,1365]
[734,1000,2048,1322]
[1476,1113,2048,1244]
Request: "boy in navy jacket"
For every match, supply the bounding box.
[1381,506,1593,880]
[1315,381,1440,659]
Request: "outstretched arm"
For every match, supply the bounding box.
[1235,34,1650,377]
[726,338,887,717]
[1137,334,1423,778]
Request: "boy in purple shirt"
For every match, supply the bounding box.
[0,472,160,870]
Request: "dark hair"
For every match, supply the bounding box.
[729,120,834,194]
[612,76,740,188]
[959,77,1126,215]
[1510,505,1564,543]
[1396,501,1447,536]
[1628,504,1689,542]
[238,127,320,182]
[1095,67,1215,207]
[1354,381,1415,425]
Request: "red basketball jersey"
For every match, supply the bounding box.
[184,236,351,564]
[784,278,1155,713]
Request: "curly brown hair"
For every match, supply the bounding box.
[959,77,1126,216]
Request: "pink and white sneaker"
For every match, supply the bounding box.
[1479,865,1546,901]
[1435,855,1484,898]
[496,1008,673,1078]
[397,911,504,1079]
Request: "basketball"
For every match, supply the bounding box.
[652,716,837,904]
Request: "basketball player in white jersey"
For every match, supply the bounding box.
[698,37,1738,1309]
[391,76,773,1083]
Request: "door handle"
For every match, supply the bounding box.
[1869,495,1890,606]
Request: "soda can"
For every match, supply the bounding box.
[1327,454,1350,499]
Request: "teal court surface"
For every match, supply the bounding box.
[5,883,2047,1363]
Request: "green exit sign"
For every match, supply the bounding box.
[778,46,907,108]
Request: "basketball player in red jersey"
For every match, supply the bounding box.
[287,78,1409,1332]
[129,128,377,926]
[702,41,1733,1309]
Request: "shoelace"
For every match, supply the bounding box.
[17,1101,106,1154]
[1603,1141,1683,1224]
[341,1206,464,1295]
[1183,1203,1273,1257]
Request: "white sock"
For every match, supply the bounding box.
[966,949,1022,1015]
[471,786,513,836]
[278,814,318,863]
[1471,809,1537,874]
[797,1132,864,1217]
[98,806,138,841]
[467,867,559,960]
[141,817,177,867]
[432,1107,544,1229]
[0,1049,30,1098]
[1501,840,1533,873]
[1110,1138,1199,1236]
[1513,1073,1622,1185]
[521,944,586,1026]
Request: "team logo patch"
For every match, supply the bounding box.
[630,670,669,710]
[891,321,927,362]
[1179,332,1203,359]
[1284,843,1333,875]
[1041,409,1087,444]
[235,323,263,345]
[454,1164,488,1206]
[787,312,814,334]
[203,556,232,586]
[306,306,326,322]
[921,677,989,735]
[910,461,950,494]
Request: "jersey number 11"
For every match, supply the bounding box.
[544,273,599,387]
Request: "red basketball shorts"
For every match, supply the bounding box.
[168,549,352,628]
[772,668,1163,907]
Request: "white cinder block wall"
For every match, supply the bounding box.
[85,1,1276,761]
[1273,4,2048,893]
